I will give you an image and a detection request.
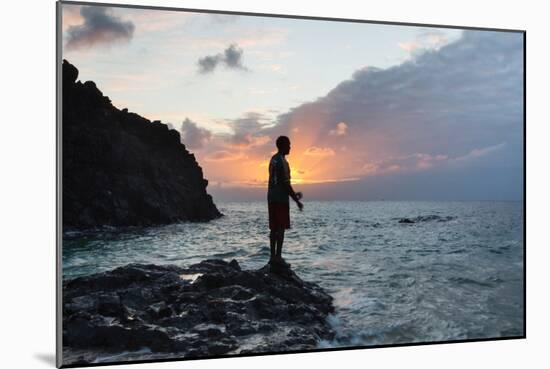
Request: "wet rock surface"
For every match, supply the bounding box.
[62,59,221,229]
[62,259,335,365]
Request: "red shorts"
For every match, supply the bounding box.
[268,202,290,230]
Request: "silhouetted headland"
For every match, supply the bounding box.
[62,259,335,365]
[62,59,221,230]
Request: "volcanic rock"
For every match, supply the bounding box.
[62,259,335,365]
[62,59,221,229]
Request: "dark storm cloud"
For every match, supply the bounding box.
[197,44,248,74]
[65,6,135,50]
[208,30,523,200]
[271,30,523,165]
[179,118,212,149]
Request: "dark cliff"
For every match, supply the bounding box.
[62,60,222,229]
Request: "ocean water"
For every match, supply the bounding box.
[63,201,524,346]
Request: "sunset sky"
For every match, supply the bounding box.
[61,3,524,201]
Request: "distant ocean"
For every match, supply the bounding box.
[63,201,524,346]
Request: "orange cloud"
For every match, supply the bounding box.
[304,146,335,157]
[227,134,271,149]
[204,150,246,162]
[398,41,421,53]
[62,5,84,32]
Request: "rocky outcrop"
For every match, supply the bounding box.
[62,260,335,365]
[62,59,221,229]
[398,215,456,224]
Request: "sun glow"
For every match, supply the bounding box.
[195,112,371,189]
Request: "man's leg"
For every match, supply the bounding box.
[275,229,285,259]
[269,230,277,262]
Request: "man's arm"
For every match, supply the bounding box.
[288,183,303,211]
[277,162,303,210]
[285,182,301,203]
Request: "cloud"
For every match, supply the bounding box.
[177,111,278,190]
[224,44,247,70]
[62,5,83,32]
[197,55,220,74]
[179,118,212,149]
[233,30,523,198]
[190,30,522,200]
[275,31,522,159]
[183,111,275,156]
[304,146,336,157]
[398,41,422,53]
[419,29,450,46]
[329,122,348,136]
[356,142,507,177]
[361,152,449,175]
[65,6,135,50]
[225,112,272,147]
[398,28,453,56]
[197,44,248,73]
[452,142,507,163]
[204,150,246,162]
[231,135,271,148]
[187,112,274,154]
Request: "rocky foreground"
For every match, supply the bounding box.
[63,259,335,365]
[62,59,221,229]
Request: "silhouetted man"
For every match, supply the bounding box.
[267,136,303,266]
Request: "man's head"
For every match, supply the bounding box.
[276,136,291,155]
